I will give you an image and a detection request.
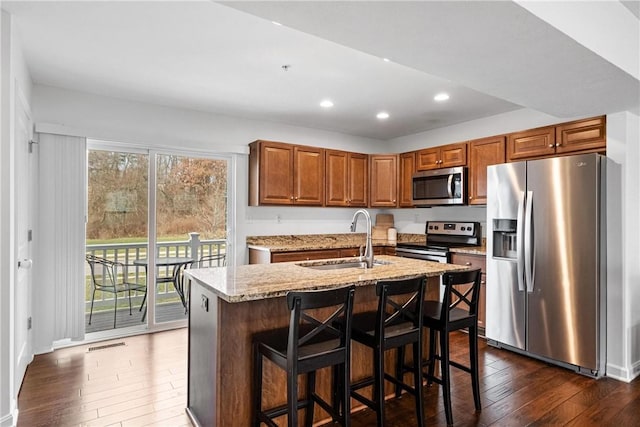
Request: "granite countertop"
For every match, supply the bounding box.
[246,233,425,252]
[246,233,487,256]
[185,255,469,303]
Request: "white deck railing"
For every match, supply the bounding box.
[85,234,226,310]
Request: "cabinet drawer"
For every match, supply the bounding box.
[450,253,486,273]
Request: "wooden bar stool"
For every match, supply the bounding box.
[252,285,356,427]
[337,276,426,426]
[423,269,482,425]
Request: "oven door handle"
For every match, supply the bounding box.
[447,174,454,198]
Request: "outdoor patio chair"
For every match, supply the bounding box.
[197,253,226,267]
[85,254,147,329]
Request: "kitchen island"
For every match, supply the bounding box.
[184,255,468,427]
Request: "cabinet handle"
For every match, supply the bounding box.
[392,199,396,203]
[469,196,473,200]
[481,281,486,285]
[556,142,562,147]
[548,144,554,148]
[465,262,472,266]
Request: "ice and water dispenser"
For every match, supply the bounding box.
[492,219,518,259]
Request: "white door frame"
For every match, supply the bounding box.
[13,85,34,405]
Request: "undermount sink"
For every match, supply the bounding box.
[297,259,393,270]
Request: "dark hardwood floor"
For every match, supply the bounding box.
[17,329,640,426]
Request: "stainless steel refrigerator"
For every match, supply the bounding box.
[485,153,606,377]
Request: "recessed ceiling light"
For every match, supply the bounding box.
[272,21,283,26]
[320,99,334,108]
[434,92,450,102]
[383,58,391,62]
[376,112,390,120]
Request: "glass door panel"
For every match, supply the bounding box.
[85,149,149,334]
[154,154,228,325]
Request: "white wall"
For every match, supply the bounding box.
[34,85,388,155]
[1,9,33,427]
[606,111,640,380]
[33,85,392,266]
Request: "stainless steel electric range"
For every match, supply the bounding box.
[395,221,481,263]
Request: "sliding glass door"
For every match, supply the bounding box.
[153,153,228,325]
[86,148,149,333]
[86,143,229,335]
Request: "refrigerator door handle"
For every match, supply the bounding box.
[447,174,454,198]
[516,190,526,292]
[524,190,535,292]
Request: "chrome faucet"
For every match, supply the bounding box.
[350,209,374,268]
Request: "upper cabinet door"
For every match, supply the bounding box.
[348,152,368,207]
[555,116,606,154]
[398,151,416,208]
[416,147,440,171]
[440,142,467,168]
[325,150,349,207]
[507,126,555,161]
[293,146,324,205]
[369,154,398,207]
[258,141,295,205]
[468,136,506,205]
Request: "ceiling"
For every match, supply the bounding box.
[3,1,639,141]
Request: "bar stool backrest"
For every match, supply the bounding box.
[286,286,356,368]
[440,269,482,324]
[374,276,425,343]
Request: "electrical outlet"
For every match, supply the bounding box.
[201,295,209,312]
[27,317,32,330]
[276,214,281,223]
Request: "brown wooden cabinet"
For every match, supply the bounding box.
[416,142,467,171]
[325,150,368,207]
[507,125,556,161]
[468,136,506,205]
[369,154,398,207]
[398,151,416,208]
[450,252,486,334]
[249,140,324,206]
[507,116,606,162]
[555,116,606,155]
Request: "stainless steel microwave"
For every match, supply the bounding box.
[412,166,467,207]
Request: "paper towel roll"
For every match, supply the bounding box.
[387,227,397,242]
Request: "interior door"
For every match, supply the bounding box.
[14,90,34,394]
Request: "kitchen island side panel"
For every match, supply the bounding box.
[187,279,218,427]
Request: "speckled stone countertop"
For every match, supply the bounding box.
[246,233,486,255]
[185,255,469,303]
[246,233,425,252]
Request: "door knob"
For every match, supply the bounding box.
[18,259,33,269]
